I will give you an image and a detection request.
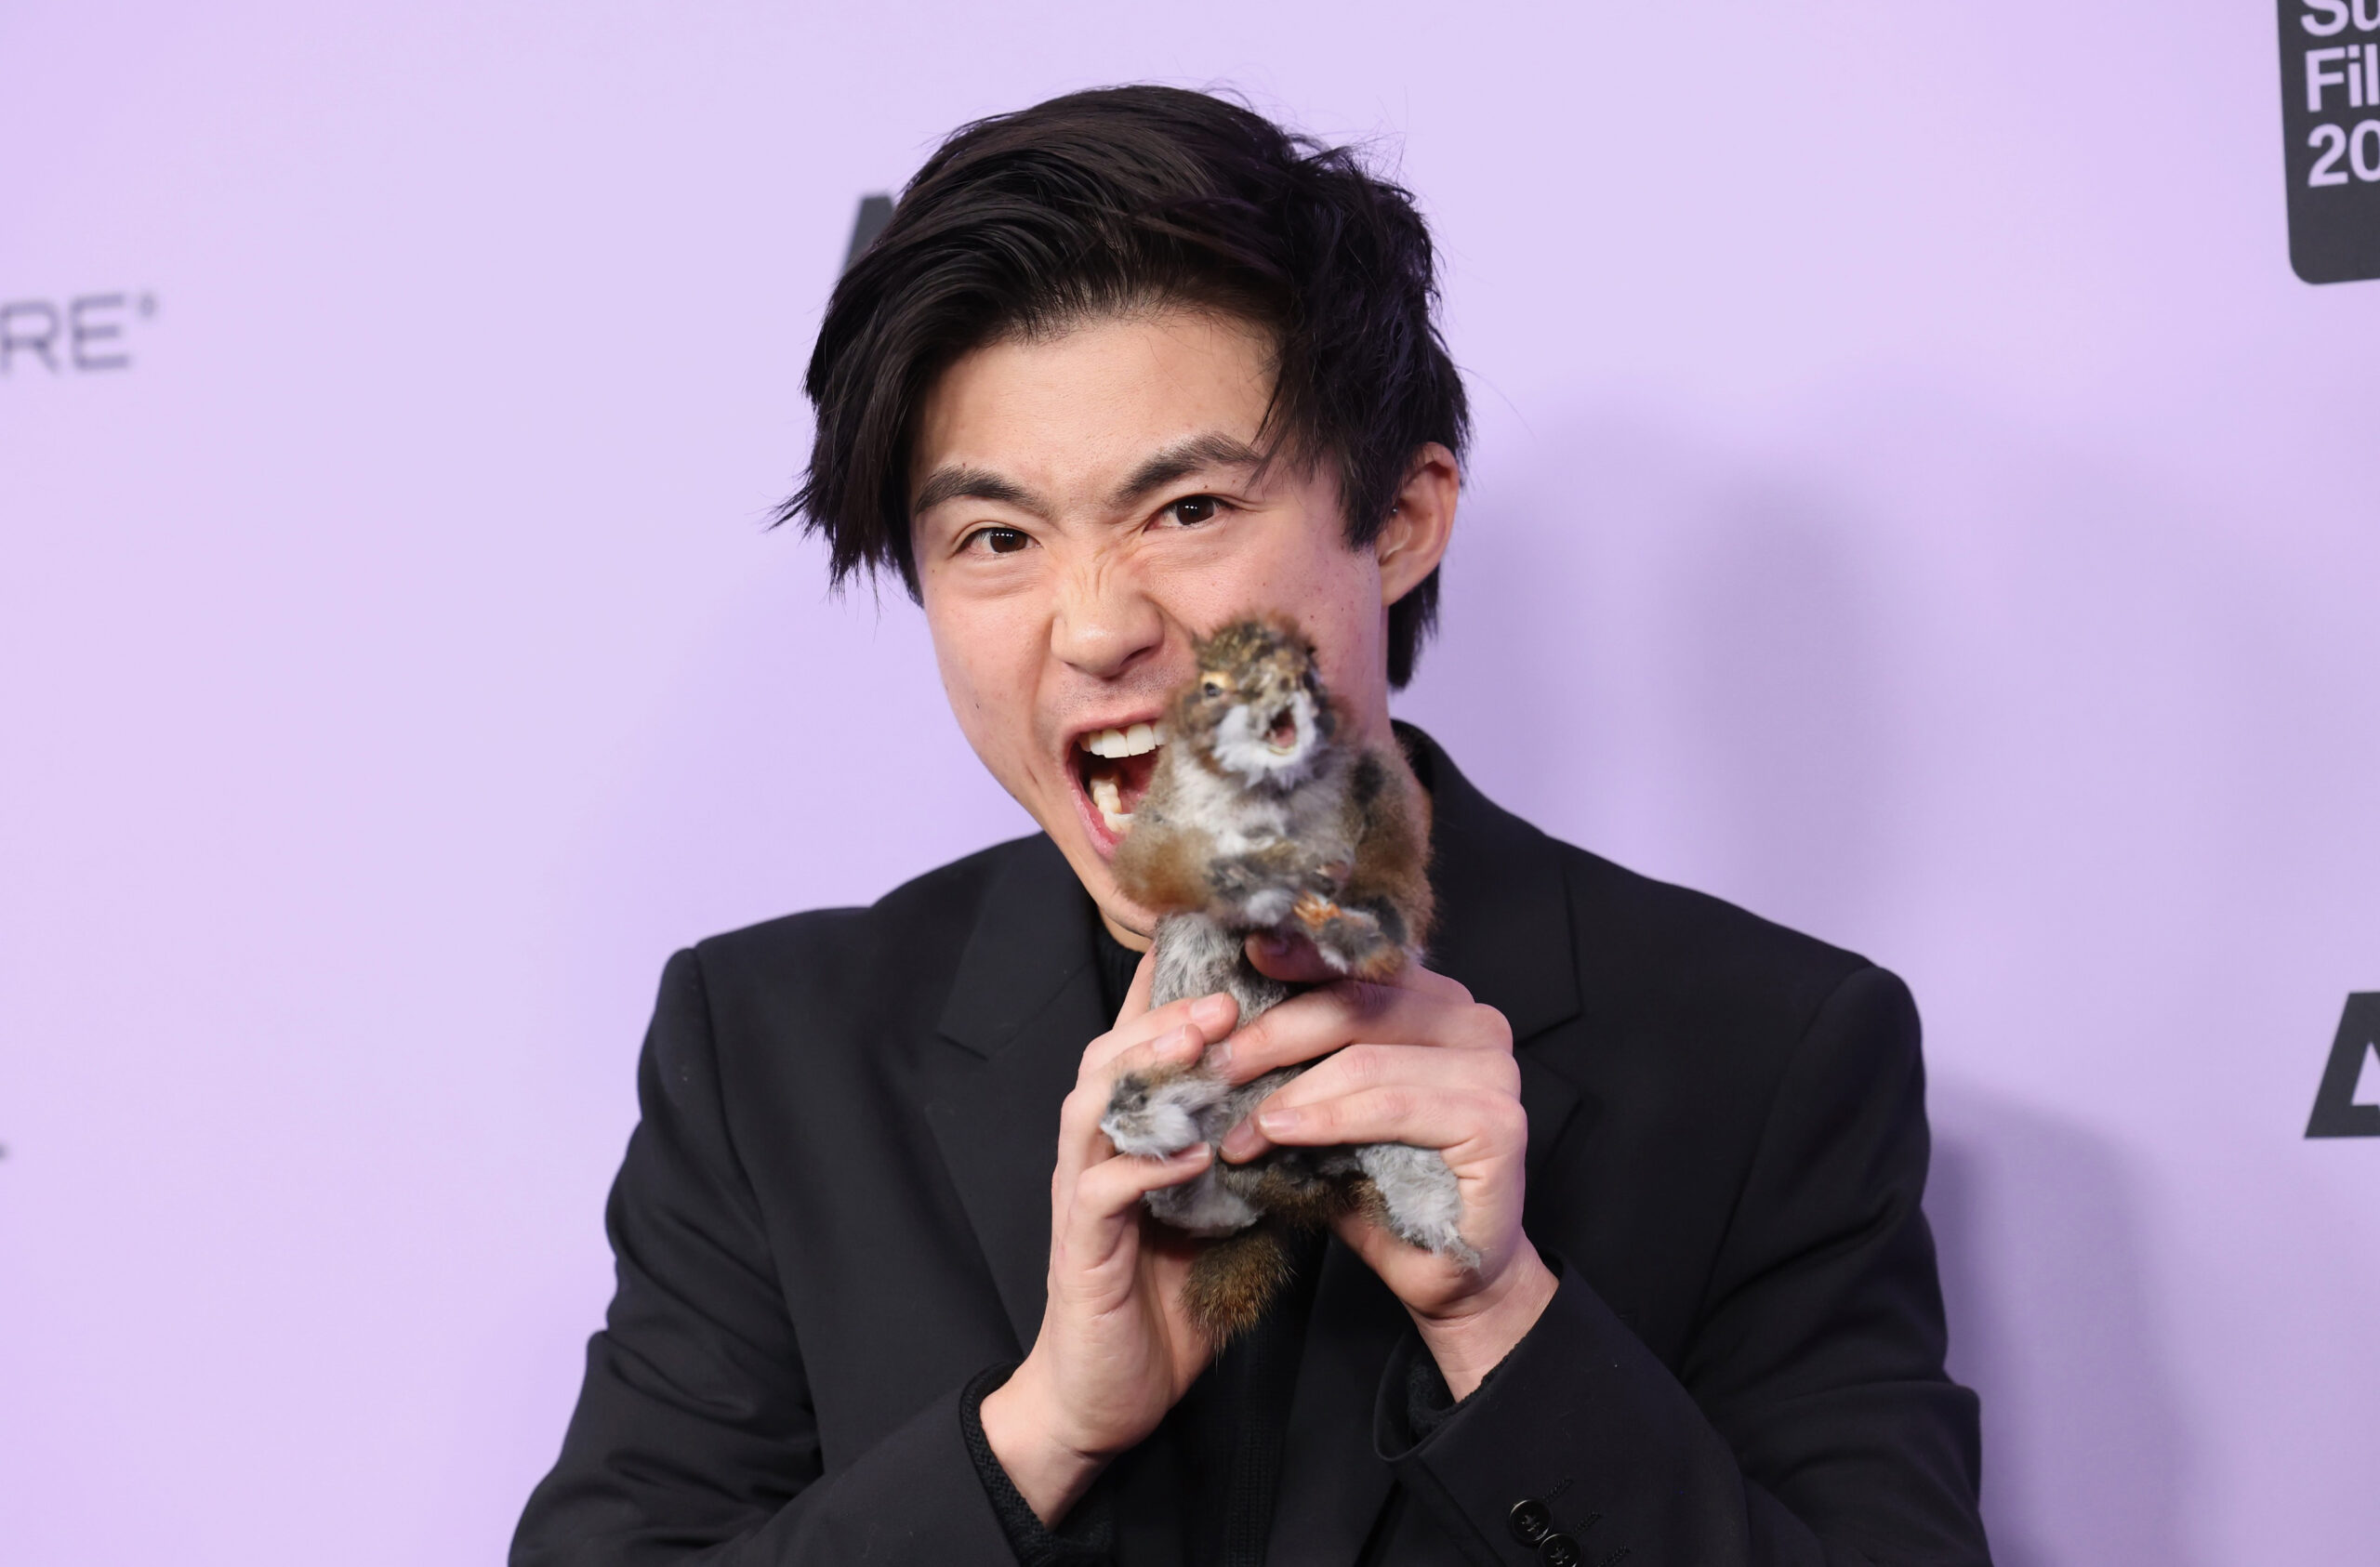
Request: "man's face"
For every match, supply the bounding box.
[907,308,1440,944]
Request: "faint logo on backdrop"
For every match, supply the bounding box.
[2278,1,2380,283]
[2306,994,2380,1137]
[0,292,156,375]
[846,195,893,271]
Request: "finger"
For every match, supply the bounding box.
[1053,1021,1210,1191]
[1244,930,1340,984]
[1055,988,1241,1195]
[1392,964,1473,1004]
[1227,1085,1525,1164]
[1064,1144,1214,1258]
[1245,931,1472,1004]
[1215,1042,1513,1163]
[1218,986,1509,1083]
[1259,1040,1518,1115]
[1078,989,1240,1086]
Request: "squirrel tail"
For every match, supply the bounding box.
[1183,1226,1295,1342]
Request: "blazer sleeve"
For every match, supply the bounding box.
[1375,964,1990,1567]
[510,949,1022,1567]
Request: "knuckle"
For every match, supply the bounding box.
[1475,1006,1514,1051]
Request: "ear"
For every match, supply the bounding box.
[1373,442,1459,607]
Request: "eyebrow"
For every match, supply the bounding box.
[1109,433,1268,508]
[908,431,1270,523]
[910,465,1051,520]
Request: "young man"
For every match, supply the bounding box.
[514,87,1990,1567]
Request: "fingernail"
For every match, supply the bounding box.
[1220,1125,1258,1160]
[1192,994,1236,1030]
[1162,1025,1200,1058]
[1205,1037,1233,1072]
[1257,1106,1301,1135]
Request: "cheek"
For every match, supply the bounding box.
[922,588,1039,767]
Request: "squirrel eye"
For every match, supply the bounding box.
[1201,679,1223,697]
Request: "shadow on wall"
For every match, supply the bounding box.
[1928,1078,2203,1567]
[1395,408,1902,945]
[1396,400,2232,1567]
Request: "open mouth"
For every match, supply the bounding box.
[1071,718,1166,852]
[1263,707,1299,752]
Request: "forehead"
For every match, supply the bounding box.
[908,309,1277,503]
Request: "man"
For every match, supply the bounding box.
[514,86,1990,1566]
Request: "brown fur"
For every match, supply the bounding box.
[1183,1229,1298,1341]
[1103,618,1442,1337]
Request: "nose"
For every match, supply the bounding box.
[1051,552,1165,681]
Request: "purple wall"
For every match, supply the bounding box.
[4,3,2373,1562]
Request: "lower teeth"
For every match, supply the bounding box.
[1090,775,1133,835]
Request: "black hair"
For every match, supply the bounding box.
[782,85,1469,688]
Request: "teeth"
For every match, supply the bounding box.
[1089,774,1134,836]
[1078,723,1166,758]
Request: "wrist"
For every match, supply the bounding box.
[977,1357,1109,1526]
[1411,1245,1558,1401]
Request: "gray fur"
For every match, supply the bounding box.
[1148,910,1289,1022]
[1357,1141,1479,1268]
[1097,621,1470,1270]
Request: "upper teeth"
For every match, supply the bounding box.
[1079,722,1166,758]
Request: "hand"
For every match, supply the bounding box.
[1214,935,1556,1397]
[978,958,1239,1524]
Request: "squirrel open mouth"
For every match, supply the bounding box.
[1074,721,1166,841]
[1263,708,1299,752]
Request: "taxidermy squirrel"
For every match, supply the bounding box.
[1099,617,1477,1341]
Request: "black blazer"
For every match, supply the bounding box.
[514,731,1989,1566]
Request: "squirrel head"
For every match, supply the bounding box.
[1170,617,1338,790]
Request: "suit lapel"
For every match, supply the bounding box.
[1403,724,1589,1171]
[918,837,1111,1356]
[1268,727,1593,1560]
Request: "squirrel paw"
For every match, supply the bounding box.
[1296,899,1403,979]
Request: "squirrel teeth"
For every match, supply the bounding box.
[1089,774,1135,836]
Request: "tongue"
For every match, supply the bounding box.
[1266,712,1297,748]
[1111,748,1159,810]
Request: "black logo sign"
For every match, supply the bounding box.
[2279,2,2380,283]
[2306,993,2380,1138]
[845,194,893,272]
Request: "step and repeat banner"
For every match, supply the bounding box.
[4,3,2374,1563]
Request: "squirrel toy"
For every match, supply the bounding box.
[1099,617,1477,1340]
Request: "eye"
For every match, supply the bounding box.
[1200,678,1225,698]
[962,525,1032,556]
[1163,494,1226,528]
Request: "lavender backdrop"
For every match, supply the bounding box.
[4,3,2374,1563]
